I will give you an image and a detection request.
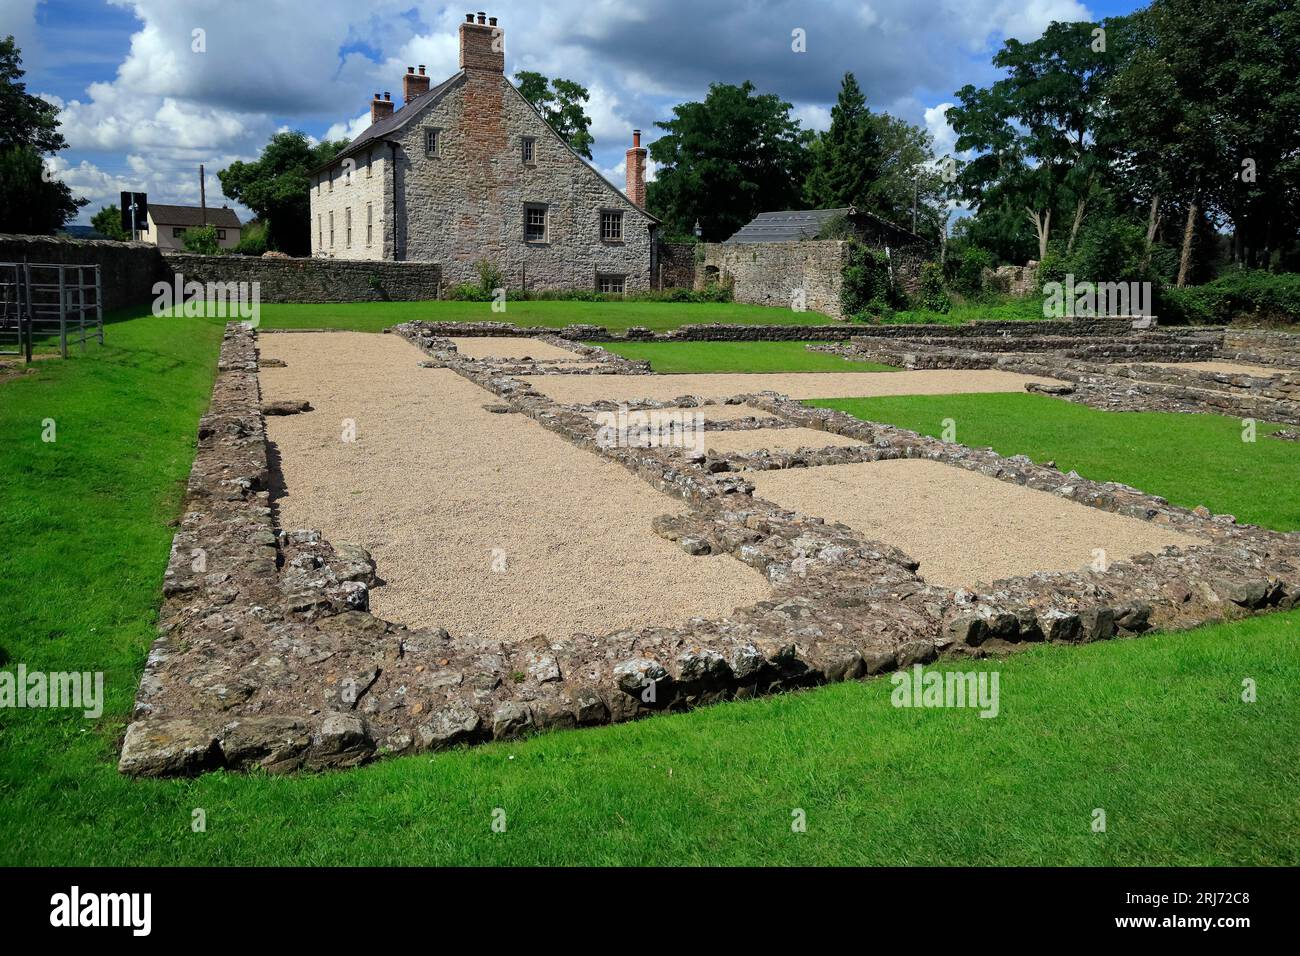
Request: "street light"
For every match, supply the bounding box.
[693,220,702,240]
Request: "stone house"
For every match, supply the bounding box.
[143,204,242,251]
[309,13,657,293]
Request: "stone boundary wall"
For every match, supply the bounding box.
[655,242,697,289]
[117,320,1300,775]
[0,233,167,312]
[700,240,849,320]
[163,253,442,303]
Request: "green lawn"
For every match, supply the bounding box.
[252,299,835,333]
[2,311,1298,866]
[591,340,897,373]
[808,393,1300,531]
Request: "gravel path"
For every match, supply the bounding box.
[583,403,778,422]
[261,332,770,642]
[750,458,1201,589]
[523,369,1067,404]
[693,428,866,455]
[447,336,583,360]
[1142,360,1285,377]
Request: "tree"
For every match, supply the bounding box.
[181,225,221,255]
[803,72,883,210]
[218,131,346,257]
[648,81,812,241]
[947,20,1127,263]
[0,36,85,233]
[91,205,129,241]
[867,112,951,242]
[514,71,595,159]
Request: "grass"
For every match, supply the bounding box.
[1,309,1298,865]
[590,340,897,374]
[878,294,1047,326]
[252,299,834,333]
[807,393,1300,531]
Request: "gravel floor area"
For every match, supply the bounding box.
[691,428,867,455]
[523,369,1067,404]
[261,332,770,642]
[750,458,1201,589]
[447,336,583,360]
[1139,360,1286,377]
[582,404,779,422]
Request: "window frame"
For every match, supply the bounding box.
[596,273,626,295]
[600,209,624,243]
[523,202,548,244]
[366,203,373,247]
[345,207,352,248]
[521,136,536,165]
[328,211,335,249]
[425,127,441,157]
[172,227,185,239]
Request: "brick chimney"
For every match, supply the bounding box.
[460,12,504,72]
[371,91,393,126]
[625,129,647,208]
[403,65,431,105]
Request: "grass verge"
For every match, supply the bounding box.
[590,340,897,373]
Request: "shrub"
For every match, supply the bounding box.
[181,225,221,255]
[841,239,898,318]
[1158,270,1300,326]
[476,259,505,296]
[917,262,950,313]
[949,245,995,298]
[234,221,268,256]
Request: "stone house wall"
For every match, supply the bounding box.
[655,241,698,289]
[309,147,392,261]
[700,240,850,320]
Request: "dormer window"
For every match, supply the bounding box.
[521,136,535,164]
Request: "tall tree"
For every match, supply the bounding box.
[0,36,85,233]
[648,81,811,241]
[514,71,595,159]
[867,112,950,241]
[218,131,346,256]
[802,72,883,210]
[947,19,1126,262]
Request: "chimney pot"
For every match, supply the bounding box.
[465,13,474,22]
[384,91,391,100]
[489,16,497,25]
[460,12,504,72]
[418,65,426,74]
[407,66,414,74]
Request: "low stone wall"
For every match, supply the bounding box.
[163,253,442,303]
[700,240,849,319]
[0,233,167,312]
[655,242,697,289]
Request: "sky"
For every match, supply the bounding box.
[3,0,1144,225]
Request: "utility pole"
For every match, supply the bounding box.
[200,164,207,226]
[912,174,918,234]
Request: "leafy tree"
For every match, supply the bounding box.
[648,81,812,241]
[218,131,346,257]
[947,20,1128,263]
[0,36,86,233]
[868,112,951,242]
[181,225,221,255]
[803,72,882,210]
[514,71,595,159]
[91,204,129,241]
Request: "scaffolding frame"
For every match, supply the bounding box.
[0,261,104,361]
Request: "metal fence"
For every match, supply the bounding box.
[0,261,104,361]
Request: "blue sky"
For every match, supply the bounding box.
[3,0,1145,225]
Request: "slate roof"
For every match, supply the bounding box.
[148,204,242,229]
[724,208,853,243]
[724,206,926,245]
[314,72,465,173]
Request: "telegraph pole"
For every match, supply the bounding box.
[200,164,207,226]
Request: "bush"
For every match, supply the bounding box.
[1158,271,1300,326]
[476,259,505,296]
[181,225,221,255]
[949,245,995,298]
[917,262,950,313]
[441,283,734,304]
[841,239,898,318]
[234,221,268,256]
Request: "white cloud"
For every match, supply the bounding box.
[0,0,41,62]
[924,101,958,157]
[792,103,832,133]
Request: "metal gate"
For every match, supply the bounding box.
[0,261,104,361]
